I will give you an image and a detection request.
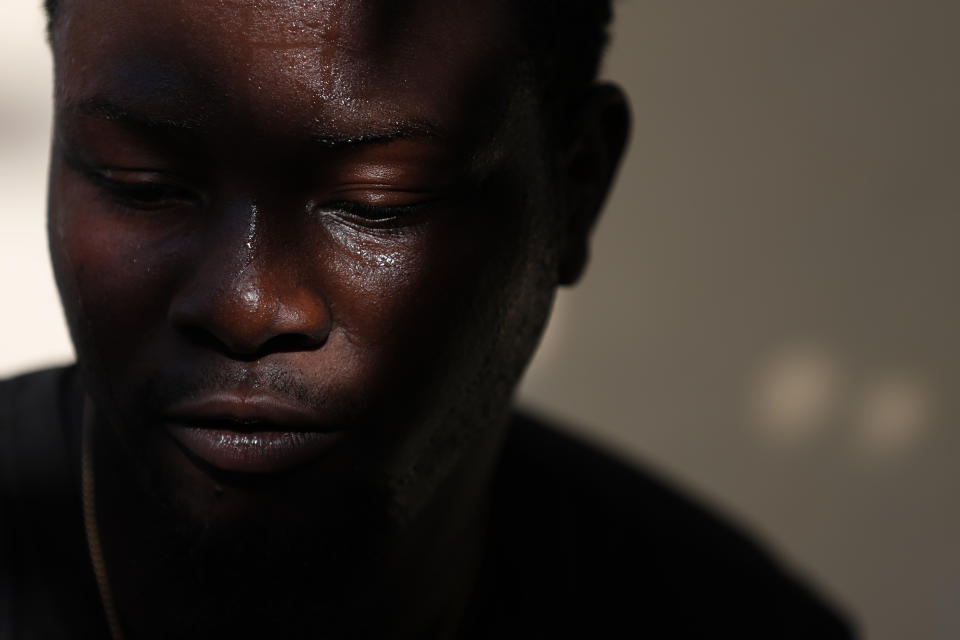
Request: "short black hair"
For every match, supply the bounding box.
[43,0,613,109]
[515,2,613,98]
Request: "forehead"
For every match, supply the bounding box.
[54,0,522,141]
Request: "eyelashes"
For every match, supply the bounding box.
[315,199,431,224]
[89,171,202,211]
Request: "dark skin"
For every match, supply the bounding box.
[47,0,629,637]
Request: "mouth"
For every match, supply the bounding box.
[163,393,342,474]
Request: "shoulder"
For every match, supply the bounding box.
[0,365,78,431]
[0,365,106,639]
[0,364,82,531]
[486,412,857,638]
[0,365,81,485]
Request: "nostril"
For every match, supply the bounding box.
[257,331,327,356]
[177,324,249,359]
[175,323,328,361]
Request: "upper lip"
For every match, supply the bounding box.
[164,392,330,432]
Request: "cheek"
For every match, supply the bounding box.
[320,219,490,358]
[49,167,185,363]
[319,173,544,353]
[317,205,541,404]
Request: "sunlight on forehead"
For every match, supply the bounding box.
[231,0,517,111]
[223,0,358,42]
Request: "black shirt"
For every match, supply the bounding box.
[0,367,855,638]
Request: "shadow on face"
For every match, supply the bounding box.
[48,0,568,523]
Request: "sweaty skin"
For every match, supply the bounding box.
[47,0,629,637]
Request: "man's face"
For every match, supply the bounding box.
[48,0,562,529]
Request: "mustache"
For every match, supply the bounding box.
[141,363,330,414]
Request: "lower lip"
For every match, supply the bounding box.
[165,425,341,474]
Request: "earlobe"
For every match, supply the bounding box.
[557,82,631,286]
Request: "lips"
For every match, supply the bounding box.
[163,393,341,473]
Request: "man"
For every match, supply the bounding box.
[0,0,854,637]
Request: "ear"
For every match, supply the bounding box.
[556,82,631,286]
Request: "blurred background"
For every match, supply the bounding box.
[2,1,958,638]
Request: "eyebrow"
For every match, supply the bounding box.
[70,96,208,131]
[306,120,442,148]
[65,96,444,148]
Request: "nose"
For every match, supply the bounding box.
[168,216,330,359]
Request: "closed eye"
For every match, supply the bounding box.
[324,200,429,221]
[87,169,201,211]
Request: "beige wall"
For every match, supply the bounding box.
[3,2,959,638]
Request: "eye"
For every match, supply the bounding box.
[87,168,201,211]
[315,194,438,229]
[326,200,426,221]
[94,169,199,210]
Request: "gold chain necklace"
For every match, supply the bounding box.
[80,402,125,640]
